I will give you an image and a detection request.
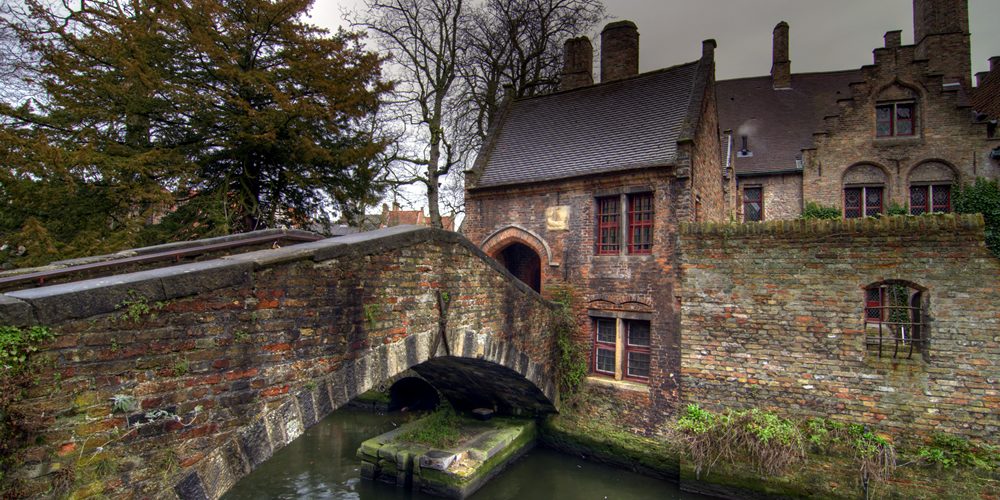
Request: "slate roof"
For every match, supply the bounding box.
[972,71,1000,120]
[474,61,701,188]
[717,70,861,176]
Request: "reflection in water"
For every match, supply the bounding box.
[222,407,707,500]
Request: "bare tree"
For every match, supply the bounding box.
[459,0,605,144]
[355,0,465,229]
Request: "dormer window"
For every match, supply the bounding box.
[876,101,915,137]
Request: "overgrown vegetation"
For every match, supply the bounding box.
[399,407,463,448]
[115,291,164,324]
[800,201,841,220]
[676,405,805,478]
[954,177,1000,257]
[886,201,908,216]
[550,290,587,401]
[916,433,1000,471]
[0,325,54,487]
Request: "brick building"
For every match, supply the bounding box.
[721,0,1000,222]
[464,21,723,430]
[463,0,999,433]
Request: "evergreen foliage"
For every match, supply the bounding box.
[0,0,389,268]
[800,201,841,220]
[953,177,1000,257]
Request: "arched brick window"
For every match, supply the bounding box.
[843,164,888,218]
[908,161,957,215]
[864,281,927,359]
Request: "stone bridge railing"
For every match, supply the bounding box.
[0,226,560,499]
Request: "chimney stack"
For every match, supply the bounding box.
[913,0,971,88]
[991,56,1000,72]
[771,21,791,89]
[600,21,639,83]
[560,36,594,91]
[702,39,717,60]
[884,30,902,48]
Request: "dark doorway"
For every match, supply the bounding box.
[496,243,541,293]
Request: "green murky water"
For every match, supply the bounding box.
[222,407,708,500]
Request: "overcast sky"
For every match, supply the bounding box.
[311,0,1000,81]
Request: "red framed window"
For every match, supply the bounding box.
[593,318,616,376]
[909,184,951,215]
[876,102,916,137]
[844,186,883,219]
[596,196,620,255]
[624,320,651,380]
[743,187,763,222]
[627,193,653,254]
[865,287,885,323]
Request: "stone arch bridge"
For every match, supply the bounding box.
[0,226,560,499]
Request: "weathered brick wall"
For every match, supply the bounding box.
[802,43,998,211]
[465,169,689,433]
[0,227,558,499]
[679,214,1000,444]
[689,66,726,224]
[737,173,802,221]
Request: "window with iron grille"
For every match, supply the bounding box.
[743,186,763,222]
[593,318,616,375]
[844,186,883,218]
[596,196,620,255]
[909,184,951,215]
[864,282,927,359]
[627,193,653,254]
[876,102,916,137]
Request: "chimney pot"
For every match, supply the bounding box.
[560,36,594,91]
[771,21,791,89]
[702,39,717,60]
[884,30,902,48]
[600,20,639,82]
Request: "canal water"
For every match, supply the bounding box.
[223,407,710,500]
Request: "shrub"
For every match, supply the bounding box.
[801,201,841,220]
[954,177,1000,257]
[675,405,804,478]
[917,433,999,471]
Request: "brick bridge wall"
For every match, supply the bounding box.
[679,214,999,444]
[0,226,558,499]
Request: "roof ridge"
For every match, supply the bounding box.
[718,68,862,84]
[513,59,701,103]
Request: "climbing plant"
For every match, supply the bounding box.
[550,289,587,401]
[0,325,54,488]
[954,177,1000,257]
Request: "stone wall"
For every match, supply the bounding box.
[0,226,558,499]
[679,214,1000,444]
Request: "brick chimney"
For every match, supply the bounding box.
[913,0,971,87]
[560,36,593,91]
[884,30,902,48]
[600,21,639,83]
[771,21,791,89]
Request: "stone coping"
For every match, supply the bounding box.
[680,213,985,238]
[0,225,545,327]
[0,228,321,279]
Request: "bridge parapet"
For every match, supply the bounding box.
[0,226,558,499]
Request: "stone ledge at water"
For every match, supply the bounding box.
[357,416,537,499]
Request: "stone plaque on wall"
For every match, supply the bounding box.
[545,206,570,230]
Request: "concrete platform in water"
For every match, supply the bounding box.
[357,414,536,499]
